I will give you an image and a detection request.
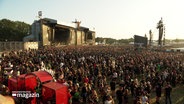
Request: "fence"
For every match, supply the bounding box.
[0,41,39,52]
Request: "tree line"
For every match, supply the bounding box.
[95,37,184,45]
[0,19,30,41]
[95,37,134,45]
[1,18,184,44]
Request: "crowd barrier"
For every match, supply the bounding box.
[0,41,39,52]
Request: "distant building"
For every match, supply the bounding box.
[24,18,95,48]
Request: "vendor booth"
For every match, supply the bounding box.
[42,82,68,104]
[24,71,54,91]
[8,77,18,92]
[8,71,54,104]
[8,71,53,92]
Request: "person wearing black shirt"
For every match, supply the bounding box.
[155,82,162,104]
[81,83,88,103]
[116,86,124,104]
[110,78,116,97]
[165,82,172,104]
[35,81,42,104]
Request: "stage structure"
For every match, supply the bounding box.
[134,35,148,47]
[157,18,165,46]
[149,30,153,46]
[24,18,95,48]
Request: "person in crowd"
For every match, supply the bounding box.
[0,46,183,104]
[68,89,72,104]
[110,78,116,97]
[71,85,80,104]
[141,92,149,104]
[155,81,162,104]
[124,88,129,104]
[104,95,114,104]
[88,89,99,104]
[81,83,88,103]
[0,94,15,104]
[165,82,172,104]
[35,81,42,104]
[116,85,124,104]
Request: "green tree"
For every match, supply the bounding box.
[0,19,30,41]
[95,37,134,45]
[106,38,116,44]
[95,37,104,43]
[118,38,133,44]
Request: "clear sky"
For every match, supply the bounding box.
[0,0,184,40]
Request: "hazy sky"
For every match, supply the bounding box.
[0,0,184,39]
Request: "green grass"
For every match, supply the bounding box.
[150,84,184,104]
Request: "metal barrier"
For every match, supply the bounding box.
[0,42,23,52]
[0,41,39,52]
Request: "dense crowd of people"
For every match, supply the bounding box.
[0,46,184,104]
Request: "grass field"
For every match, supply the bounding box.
[149,84,184,104]
[112,83,184,104]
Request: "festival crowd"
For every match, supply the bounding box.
[0,46,184,104]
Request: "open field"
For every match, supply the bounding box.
[150,84,184,104]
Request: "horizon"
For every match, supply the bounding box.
[1,0,184,40]
[2,17,184,40]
